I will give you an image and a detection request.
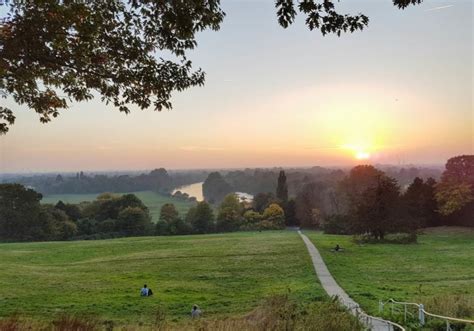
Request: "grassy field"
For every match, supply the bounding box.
[42,191,196,222]
[0,231,324,324]
[304,228,474,318]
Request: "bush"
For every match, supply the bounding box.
[96,219,116,233]
[0,296,363,331]
[181,295,362,331]
[52,314,99,331]
[353,232,417,244]
[241,210,263,230]
[423,294,474,320]
[261,204,285,229]
[257,220,283,231]
[0,315,27,331]
[322,215,351,235]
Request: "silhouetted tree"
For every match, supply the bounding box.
[202,172,232,204]
[159,203,179,224]
[0,184,43,241]
[117,206,152,236]
[276,170,289,203]
[285,198,299,226]
[55,201,82,221]
[39,204,77,240]
[342,166,402,239]
[156,203,191,235]
[253,192,276,213]
[434,155,474,226]
[295,182,327,228]
[149,168,172,193]
[435,155,474,218]
[403,177,439,228]
[187,201,215,234]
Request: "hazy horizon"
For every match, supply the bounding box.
[1,0,472,172]
[0,162,447,176]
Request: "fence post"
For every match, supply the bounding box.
[404,304,407,323]
[419,304,425,326]
[379,300,384,313]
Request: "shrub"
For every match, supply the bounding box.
[353,232,417,244]
[423,294,474,320]
[182,295,363,331]
[0,315,23,331]
[96,219,116,233]
[241,210,263,230]
[322,215,351,235]
[257,220,282,231]
[52,314,99,331]
[0,296,363,331]
[261,204,285,229]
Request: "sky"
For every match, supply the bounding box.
[0,0,472,172]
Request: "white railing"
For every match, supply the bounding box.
[343,298,406,330]
[359,311,406,331]
[380,298,474,331]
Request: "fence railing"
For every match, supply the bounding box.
[342,298,406,331]
[380,298,474,331]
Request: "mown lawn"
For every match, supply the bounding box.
[304,228,474,318]
[41,191,196,222]
[0,231,324,324]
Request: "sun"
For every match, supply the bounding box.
[355,151,371,160]
[342,143,372,161]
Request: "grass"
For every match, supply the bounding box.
[41,191,196,222]
[304,228,474,319]
[0,231,324,324]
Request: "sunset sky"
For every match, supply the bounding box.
[1,0,472,172]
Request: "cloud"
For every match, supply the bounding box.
[425,5,454,11]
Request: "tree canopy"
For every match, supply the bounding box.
[435,155,474,220]
[0,0,423,134]
[203,171,232,204]
[276,170,289,203]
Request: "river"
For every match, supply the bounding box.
[172,182,253,202]
[172,182,204,201]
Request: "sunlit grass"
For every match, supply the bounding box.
[304,229,474,318]
[0,231,324,323]
[41,191,196,222]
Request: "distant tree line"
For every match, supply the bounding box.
[0,187,153,242]
[1,155,470,242]
[0,182,286,242]
[156,195,285,236]
[201,166,442,203]
[293,155,474,240]
[2,168,208,195]
[199,155,472,240]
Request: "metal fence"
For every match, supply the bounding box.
[342,298,406,331]
[379,298,474,331]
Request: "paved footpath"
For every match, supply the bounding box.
[298,230,397,331]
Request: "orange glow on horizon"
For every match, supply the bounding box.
[342,142,374,161]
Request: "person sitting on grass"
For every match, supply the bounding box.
[331,244,343,252]
[191,305,202,318]
[140,284,149,296]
